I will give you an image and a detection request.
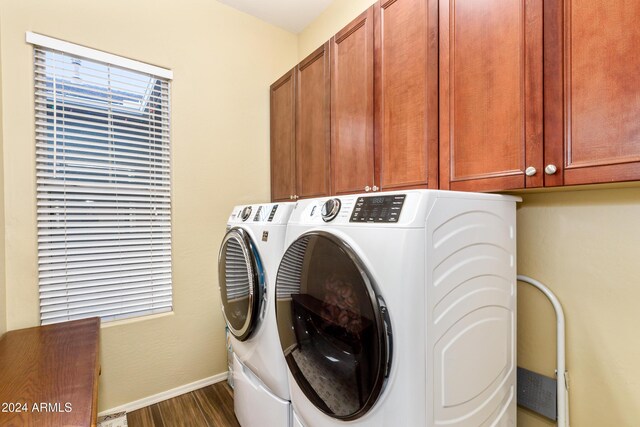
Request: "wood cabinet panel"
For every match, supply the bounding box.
[270,70,296,202]
[439,0,543,191]
[296,43,331,199]
[374,0,438,191]
[543,0,564,187]
[330,7,375,195]
[546,0,640,185]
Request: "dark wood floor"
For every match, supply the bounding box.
[127,381,240,427]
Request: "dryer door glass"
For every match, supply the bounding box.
[218,228,264,341]
[275,232,391,420]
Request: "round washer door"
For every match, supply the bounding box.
[275,231,392,421]
[218,228,264,341]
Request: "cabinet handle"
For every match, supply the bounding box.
[372,185,379,192]
[544,164,558,175]
[364,186,371,192]
[525,166,537,177]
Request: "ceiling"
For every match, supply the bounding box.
[216,0,333,33]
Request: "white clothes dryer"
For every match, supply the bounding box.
[274,190,519,426]
[219,202,294,427]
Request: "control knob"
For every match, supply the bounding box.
[240,206,252,221]
[321,198,341,222]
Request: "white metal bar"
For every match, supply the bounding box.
[517,275,570,427]
[26,32,173,80]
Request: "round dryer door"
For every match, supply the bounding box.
[218,228,264,341]
[275,231,392,421]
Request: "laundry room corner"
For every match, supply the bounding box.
[516,186,640,426]
[1,0,640,425]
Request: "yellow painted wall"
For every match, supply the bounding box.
[0,0,297,411]
[297,0,377,60]
[0,15,5,336]
[516,187,640,426]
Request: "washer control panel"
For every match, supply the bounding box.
[350,194,406,223]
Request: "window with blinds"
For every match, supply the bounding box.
[30,33,173,325]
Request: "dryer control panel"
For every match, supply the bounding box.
[350,194,406,223]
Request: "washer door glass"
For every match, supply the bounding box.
[275,232,391,420]
[218,228,263,341]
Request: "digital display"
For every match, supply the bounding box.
[349,195,406,223]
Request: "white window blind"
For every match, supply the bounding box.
[31,35,173,325]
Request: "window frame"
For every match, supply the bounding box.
[28,32,175,325]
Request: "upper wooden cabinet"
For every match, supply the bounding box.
[270,69,296,202]
[439,0,544,191]
[441,0,640,191]
[330,7,375,196]
[330,0,438,196]
[272,0,640,198]
[272,0,438,200]
[374,0,438,191]
[296,42,331,199]
[270,44,331,202]
[544,0,640,186]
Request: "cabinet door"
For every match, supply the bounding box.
[330,7,375,195]
[296,43,331,199]
[439,0,543,191]
[270,70,296,202]
[545,0,640,185]
[374,0,438,191]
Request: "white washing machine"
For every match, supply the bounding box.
[274,190,519,426]
[218,202,294,427]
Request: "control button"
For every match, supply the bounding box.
[241,206,252,221]
[321,198,341,222]
[268,205,278,222]
[253,206,262,221]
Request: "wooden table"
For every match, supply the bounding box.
[0,318,100,427]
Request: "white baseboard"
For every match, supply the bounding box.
[98,372,229,417]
